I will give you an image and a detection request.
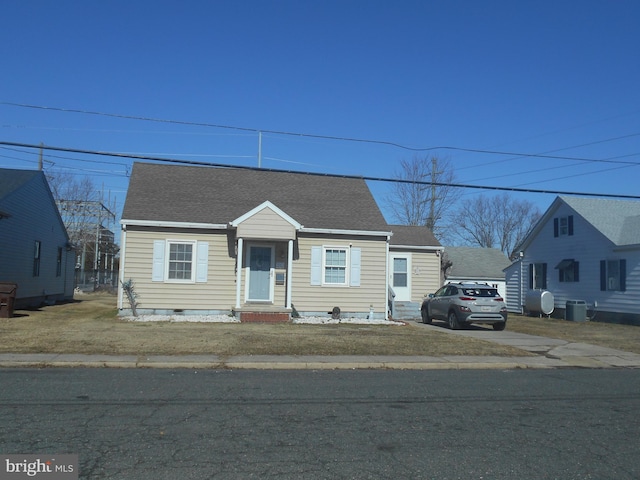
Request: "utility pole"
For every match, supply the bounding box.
[428,157,441,231]
[38,143,44,170]
[258,131,262,168]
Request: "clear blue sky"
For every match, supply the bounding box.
[1,0,639,226]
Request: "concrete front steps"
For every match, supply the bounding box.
[391,301,421,321]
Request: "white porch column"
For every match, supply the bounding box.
[235,237,243,309]
[286,239,293,309]
[385,236,390,320]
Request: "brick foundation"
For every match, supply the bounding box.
[239,311,291,323]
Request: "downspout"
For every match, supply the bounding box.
[117,224,127,310]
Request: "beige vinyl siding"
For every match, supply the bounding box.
[402,249,441,301]
[237,208,296,240]
[291,234,388,315]
[121,227,236,311]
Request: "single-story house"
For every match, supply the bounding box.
[0,168,75,309]
[504,195,640,325]
[444,246,510,300]
[117,162,442,321]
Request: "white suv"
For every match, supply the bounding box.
[421,282,507,330]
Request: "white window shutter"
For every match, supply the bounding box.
[152,240,165,281]
[350,247,361,287]
[310,246,322,285]
[196,242,209,283]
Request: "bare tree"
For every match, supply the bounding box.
[46,172,100,247]
[450,193,541,257]
[46,171,119,288]
[386,155,457,237]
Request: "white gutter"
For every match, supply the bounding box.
[613,243,640,252]
[300,227,392,237]
[121,219,228,230]
[391,245,445,251]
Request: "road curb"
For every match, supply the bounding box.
[0,353,638,370]
[0,355,570,370]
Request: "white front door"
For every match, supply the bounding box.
[391,254,411,301]
[246,245,274,302]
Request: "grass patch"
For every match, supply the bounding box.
[1,293,529,357]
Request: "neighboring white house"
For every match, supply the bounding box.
[444,246,510,301]
[505,195,640,325]
[0,168,75,309]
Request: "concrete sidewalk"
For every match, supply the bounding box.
[1,326,639,370]
[0,352,566,370]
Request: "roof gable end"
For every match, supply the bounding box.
[516,196,640,252]
[231,201,302,229]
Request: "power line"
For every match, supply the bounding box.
[3,101,639,164]
[2,140,639,200]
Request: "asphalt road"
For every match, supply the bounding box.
[1,368,638,479]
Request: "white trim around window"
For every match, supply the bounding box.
[310,245,361,287]
[152,239,209,283]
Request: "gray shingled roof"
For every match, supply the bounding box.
[122,162,390,231]
[561,196,640,246]
[0,168,41,200]
[388,224,441,247]
[445,246,510,280]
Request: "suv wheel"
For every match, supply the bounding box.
[447,311,460,330]
[493,321,506,331]
[421,308,432,324]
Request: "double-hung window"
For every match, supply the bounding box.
[554,215,574,237]
[529,263,547,289]
[33,241,41,277]
[556,259,579,283]
[168,242,194,281]
[600,259,626,291]
[324,248,347,285]
[56,247,63,277]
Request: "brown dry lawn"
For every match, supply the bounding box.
[1,293,525,357]
[508,314,640,354]
[1,292,638,356]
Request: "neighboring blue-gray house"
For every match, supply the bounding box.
[0,168,75,309]
[504,196,640,325]
[444,246,510,301]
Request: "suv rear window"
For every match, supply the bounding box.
[461,288,499,297]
